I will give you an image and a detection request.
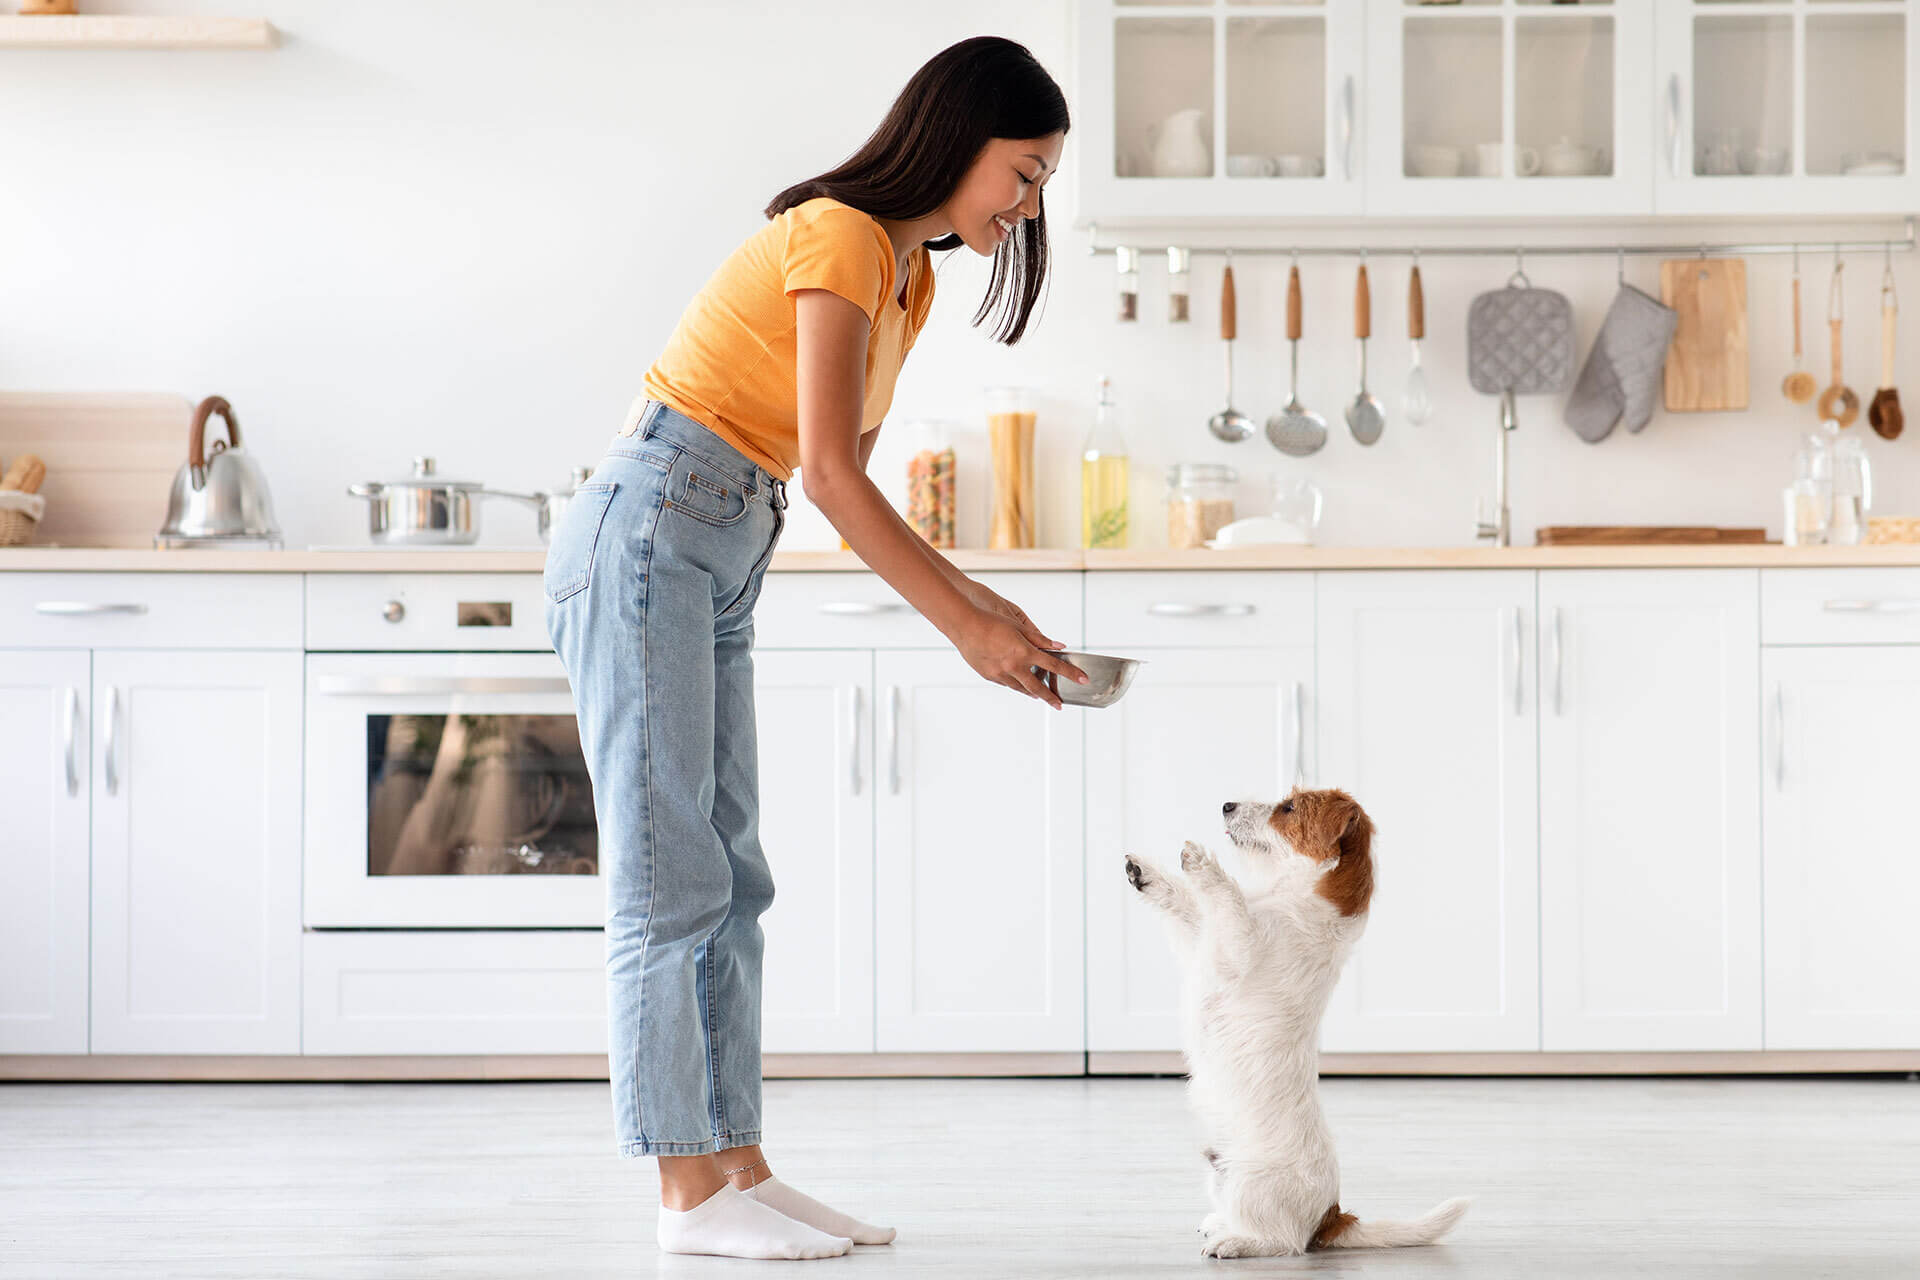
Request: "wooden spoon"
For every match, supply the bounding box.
[1782,270,1816,404]
[1869,270,1903,440]
[1817,261,1860,427]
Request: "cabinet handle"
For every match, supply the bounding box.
[35,601,149,616]
[1509,607,1525,716]
[64,687,81,798]
[818,601,910,616]
[102,685,120,798]
[1772,683,1787,791]
[885,685,901,796]
[1549,606,1565,717]
[1821,598,1920,614]
[1666,74,1684,178]
[1147,602,1255,618]
[1289,680,1306,787]
[1339,74,1355,182]
[315,676,572,695]
[848,685,864,797]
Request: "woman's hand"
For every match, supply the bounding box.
[951,595,1088,710]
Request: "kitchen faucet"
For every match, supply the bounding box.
[1473,389,1516,547]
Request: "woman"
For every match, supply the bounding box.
[545,35,1081,1262]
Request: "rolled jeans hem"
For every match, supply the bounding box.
[618,1129,763,1159]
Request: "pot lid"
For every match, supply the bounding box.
[367,456,484,491]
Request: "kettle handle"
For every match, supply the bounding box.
[187,396,240,489]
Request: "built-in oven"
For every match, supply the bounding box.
[303,574,601,928]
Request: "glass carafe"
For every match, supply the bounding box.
[1830,434,1874,547]
[1784,429,1834,547]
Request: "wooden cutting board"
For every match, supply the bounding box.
[0,392,190,547]
[1661,257,1749,412]
[1535,525,1769,546]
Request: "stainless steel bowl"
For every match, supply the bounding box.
[1038,650,1142,709]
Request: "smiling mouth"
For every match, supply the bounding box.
[992,214,1016,239]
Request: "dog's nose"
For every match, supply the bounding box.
[1222,802,1238,817]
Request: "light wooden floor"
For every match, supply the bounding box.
[3,1075,1916,1278]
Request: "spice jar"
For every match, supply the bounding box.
[1167,247,1191,323]
[905,420,957,549]
[1166,463,1237,550]
[1115,246,1140,323]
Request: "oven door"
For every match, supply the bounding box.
[305,652,602,928]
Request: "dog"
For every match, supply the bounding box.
[1123,787,1469,1259]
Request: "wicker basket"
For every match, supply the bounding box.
[0,491,46,547]
[1866,517,1920,545]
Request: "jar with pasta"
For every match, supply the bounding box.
[1166,463,1237,550]
[904,420,957,549]
[985,386,1037,549]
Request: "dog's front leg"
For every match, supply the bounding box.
[1181,841,1257,973]
[1124,855,1199,940]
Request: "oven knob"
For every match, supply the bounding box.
[382,600,405,623]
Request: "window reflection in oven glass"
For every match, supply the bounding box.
[366,714,598,876]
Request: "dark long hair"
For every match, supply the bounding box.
[765,36,1069,345]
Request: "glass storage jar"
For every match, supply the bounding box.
[1166,462,1237,549]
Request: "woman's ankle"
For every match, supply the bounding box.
[718,1142,774,1191]
[657,1154,728,1211]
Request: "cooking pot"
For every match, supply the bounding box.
[347,457,546,546]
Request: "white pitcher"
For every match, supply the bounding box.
[1147,108,1211,178]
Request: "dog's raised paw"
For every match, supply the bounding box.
[1180,841,1211,873]
[1124,855,1148,890]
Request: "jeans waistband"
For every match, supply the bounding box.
[625,400,787,509]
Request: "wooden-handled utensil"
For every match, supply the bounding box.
[1404,262,1433,424]
[1207,262,1255,442]
[1266,263,1328,456]
[1869,265,1903,440]
[1346,261,1385,445]
[1818,260,1861,426]
[1783,265,1816,404]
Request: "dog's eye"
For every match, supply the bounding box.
[1279,802,1294,815]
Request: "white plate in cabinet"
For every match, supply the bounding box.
[1085,572,1312,650]
[1762,647,1920,1050]
[1085,646,1313,1054]
[1537,570,1762,1053]
[756,573,1081,651]
[1762,569,1920,646]
[302,931,607,1056]
[1314,571,1540,1054]
[0,573,301,650]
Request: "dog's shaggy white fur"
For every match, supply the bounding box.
[1124,787,1469,1259]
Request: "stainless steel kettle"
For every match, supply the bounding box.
[155,396,284,548]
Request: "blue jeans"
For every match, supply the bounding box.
[545,400,787,1157]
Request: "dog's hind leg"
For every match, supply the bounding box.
[1200,1168,1315,1259]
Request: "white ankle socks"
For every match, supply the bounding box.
[744,1176,897,1246]
[656,1184,852,1260]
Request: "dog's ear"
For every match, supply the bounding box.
[1315,794,1375,917]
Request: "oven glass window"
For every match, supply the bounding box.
[367,714,598,876]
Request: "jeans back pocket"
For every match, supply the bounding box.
[543,482,619,604]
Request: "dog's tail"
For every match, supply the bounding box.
[1310,1196,1470,1250]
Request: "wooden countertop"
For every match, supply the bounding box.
[5,545,1920,572]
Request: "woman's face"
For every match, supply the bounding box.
[945,132,1066,256]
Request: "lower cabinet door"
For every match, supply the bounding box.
[303,931,606,1055]
[872,650,1085,1053]
[1084,646,1314,1053]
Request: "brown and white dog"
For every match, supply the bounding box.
[1123,787,1468,1259]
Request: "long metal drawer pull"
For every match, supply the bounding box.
[314,676,573,696]
[1339,75,1355,181]
[1509,608,1525,716]
[848,686,864,797]
[103,686,120,798]
[1289,680,1306,787]
[64,688,81,798]
[1550,606,1566,717]
[1666,74,1684,179]
[818,601,910,616]
[35,602,149,616]
[1821,599,1920,614]
[1146,602,1256,618]
[886,685,901,796]
[1773,684,1787,791]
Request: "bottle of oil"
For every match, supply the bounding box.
[1081,376,1130,549]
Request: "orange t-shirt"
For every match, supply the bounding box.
[634,197,936,481]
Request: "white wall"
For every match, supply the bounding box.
[2,0,1916,551]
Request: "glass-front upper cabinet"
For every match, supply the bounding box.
[1654,0,1920,215]
[1365,0,1653,217]
[1073,0,1366,222]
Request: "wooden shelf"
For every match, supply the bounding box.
[0,15,275,49]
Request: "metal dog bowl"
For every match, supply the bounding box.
[1037,650,1142,709]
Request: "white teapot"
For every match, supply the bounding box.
[1147,108,1211,178]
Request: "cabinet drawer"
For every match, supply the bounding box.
[306,573,551,651]
[1762,570,1920,645]
[757,572,1082,649]
[0,573,302,649]
[302,931,606,1055]
[1086,572,1312,648]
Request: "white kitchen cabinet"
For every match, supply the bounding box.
[1074,0,1366,223]
[1654,0,1920,216]
[1537,571,1762,1053]
[1762,646,1920,1050]
[90,650,303,1054]
[0,651,91,1055]
[1315,571,1539,1054]
[872,650,1084,1054]
[1084,646,1312,1053]
[1365,0,1653,218]
[753,649,876,1054]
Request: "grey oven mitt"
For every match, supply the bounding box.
[1564,283,1678,442]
